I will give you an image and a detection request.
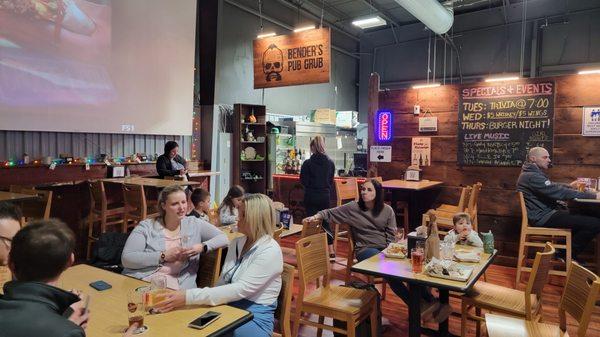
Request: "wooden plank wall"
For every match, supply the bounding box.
[369,73,600,266]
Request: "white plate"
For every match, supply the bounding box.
[426,265,474,282]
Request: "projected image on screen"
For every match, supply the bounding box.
[0,0,196,135]
[0,0,114,106]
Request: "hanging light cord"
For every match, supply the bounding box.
[320,0,325,28]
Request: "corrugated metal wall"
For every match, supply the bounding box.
[0,131,192,161]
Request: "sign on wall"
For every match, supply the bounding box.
[374,110,393,143]
[582,107,600,136]
[370,146,392,162]
[411,137,431,166]
[458,80,555,166]
[253,28,330,89]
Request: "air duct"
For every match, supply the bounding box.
[394,0,453,34]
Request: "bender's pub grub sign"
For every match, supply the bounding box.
[253,28,330,89]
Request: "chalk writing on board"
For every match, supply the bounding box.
[458,81,555,167]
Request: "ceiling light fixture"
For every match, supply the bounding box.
[412,83,441,89]
[578,69,600,75]
[352,16,387,29]
[294,25,315,33]
[256,32,276,39]
[484,76,520,82]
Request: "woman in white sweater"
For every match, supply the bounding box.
[154,193,283,337]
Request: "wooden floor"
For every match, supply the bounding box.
[280,236,600,337]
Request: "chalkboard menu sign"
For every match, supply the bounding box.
[458,81,555,166]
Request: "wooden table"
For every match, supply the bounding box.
[220,223,303,241]
[102,177,201,188]
[59,265,252,337]
[351,245,497,337]
[485,313,560,337]
[0,191,39,202]
[382,179,444,230]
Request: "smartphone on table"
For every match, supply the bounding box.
[89,280,112,291]
[188,311,221,329]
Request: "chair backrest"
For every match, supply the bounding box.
[274,263,295,337]
[196,248,223,288]
[465,182,482,229]
[122,183,147,217]
[456,186,472,212]
[334,178,359,206]
[518,192,530,234]
[19,189,53,221]
[9,185,35,193]
[345,228,356,283]
[296,233,330,295]
[301,218,324,238]
[524,242,555,319]
[89,180,107,212]
[559,262,600,337]
[273,227,284,244]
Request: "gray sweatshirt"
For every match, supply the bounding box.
[516,162,596,225]
[121,216,229,289]
[318,201,396,255]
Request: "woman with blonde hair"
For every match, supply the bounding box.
[300,135,336,260]
[154,193,283,337]
[121,185,228,290]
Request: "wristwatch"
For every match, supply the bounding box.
[202,244,208,254]
[159,251,166,264]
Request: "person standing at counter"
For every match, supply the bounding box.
[517,146,600,261]
[156,141,188,179]
[300,135,336,260]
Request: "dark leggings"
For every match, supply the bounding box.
[542,210,600,258]
[356,247,434,305]
[304,191,333,245]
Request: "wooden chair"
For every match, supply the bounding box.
[122,183,159,231]
[273,227,284,245]
[333,178,359,256]
[293,233,378,337]
[436,185,472,213]
[281,218,324,268]
[461,243,555,337]
[207,207,220,226]
[485,262,600,337]
[344,229,387,300]
[516,192,571,284]
[425,183,481,236]
[273,263,295,337]
[86,180,126,260]
[17,188,53,223]
[196,248,223,288]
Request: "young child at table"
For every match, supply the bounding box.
[444,212,483,247]
[218,185,244,225]
[188,188,211,223]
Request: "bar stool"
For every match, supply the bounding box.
[122,183,160,231]
[516,192,571,284]
[87,180,125,260]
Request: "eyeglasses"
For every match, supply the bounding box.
[0,235,12,247]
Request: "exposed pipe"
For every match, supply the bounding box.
[224,0,359,60]
[393,0,454,34]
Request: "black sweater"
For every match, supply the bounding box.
[300,153,335,193]
[156,154,187,178]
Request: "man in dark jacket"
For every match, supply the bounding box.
[517,147,600,260]
[0,220,137,337]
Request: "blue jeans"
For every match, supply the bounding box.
[356,247,433,304]
[222,299,277,337]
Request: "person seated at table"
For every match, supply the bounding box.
[304,178,450,322]
[517,146,600,261]
[219,185,244,226]
[0,219,139,337]
[121,185,228,290]
[153,193,283,337]
[156,141,188,179]
[188,188,211,222]
[0,202,22,267]
[443,212,483,247]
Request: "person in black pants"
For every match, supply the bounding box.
[300,135,336,261]
[517,146,600,261]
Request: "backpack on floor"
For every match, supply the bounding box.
[333,280,382,337]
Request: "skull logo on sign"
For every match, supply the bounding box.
[262,44,283,82]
